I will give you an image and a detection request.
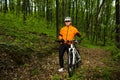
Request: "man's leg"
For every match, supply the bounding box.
[59,44,66,68]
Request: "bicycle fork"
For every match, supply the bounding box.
[69,48,76,65]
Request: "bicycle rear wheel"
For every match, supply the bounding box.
[67,51,76,77]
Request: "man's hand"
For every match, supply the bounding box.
[60,39,64,43]
[76,33,81,37]
[55,39,64,43]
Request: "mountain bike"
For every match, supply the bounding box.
[56,39,82,77]
[67,40,82,77]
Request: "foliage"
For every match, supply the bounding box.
[53,74,61,80]
[0,2,119,79]
[0,44,32,65]
[0,13,57,65]
[111,48,120,61]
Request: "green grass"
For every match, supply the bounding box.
[0,13,55,44]
[0,13,56,37]
[53,74,61,80]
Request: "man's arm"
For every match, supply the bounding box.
[58,33,63,40]
[76,32,81,37]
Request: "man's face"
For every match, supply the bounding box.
[65,21,71,26]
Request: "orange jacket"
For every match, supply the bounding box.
[59,25,79,43]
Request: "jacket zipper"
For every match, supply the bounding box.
[66,26,69,41]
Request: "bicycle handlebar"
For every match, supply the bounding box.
[55,39,81,44]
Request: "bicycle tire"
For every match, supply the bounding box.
[67,51,76,77]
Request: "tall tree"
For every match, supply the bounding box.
[0,0,3,12]
[56,0,59,38]
[71,0,75,24]
[62,0,65,24]
[75,0,78,27]
[115,0,120,48]
[85,0,90,39]
[16,0,21,15]
[46,1,52,20]
[22,0,27,23]
[4,0,8,13]
[9,0,14,12]
[92,0,105,44]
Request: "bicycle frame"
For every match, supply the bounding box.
[69,40,81,63]
[67,40,81,77]
[68,43,76,65]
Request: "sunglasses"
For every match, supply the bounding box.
[65,21,70,22]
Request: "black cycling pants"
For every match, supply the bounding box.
[59,44,69,68]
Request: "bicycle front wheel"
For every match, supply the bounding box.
[67,51,76,77]
[76,50,82,68]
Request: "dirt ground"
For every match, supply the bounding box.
[15,47,112,80]
[0,46,119,80]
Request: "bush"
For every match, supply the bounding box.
[109,46,120,61]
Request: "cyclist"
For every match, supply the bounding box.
[58,16,81,72]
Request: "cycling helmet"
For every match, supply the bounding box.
[64,17,71,22]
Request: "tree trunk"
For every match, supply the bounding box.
[22,0,27,23]
[16,0,21,15]
[75,0,78,27]
[0,0,3,12]
[72,0,75,24]
[85,0,90,39]
[9,0,14,12]
[4,0,8,13]
[115,0,120,48]
[68,0,71,16]
[46,0,52,28]
[56,0,59,38]
[62,0,65,24]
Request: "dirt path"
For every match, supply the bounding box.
[33,47,112,80]
[0,46,114,80]
[80,47,111,80]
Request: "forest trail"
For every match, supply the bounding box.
[0,44,118,80]
[28,47,112,80]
